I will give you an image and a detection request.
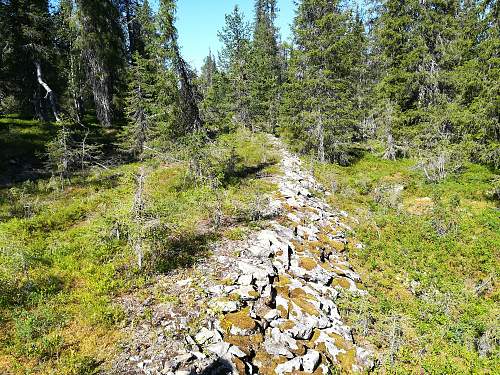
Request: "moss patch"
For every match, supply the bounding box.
[221,308,257,334]
[299,257,318,271]
[224,333,263,356]
[332,277,351,289]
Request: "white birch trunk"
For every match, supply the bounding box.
[35,61,60,122]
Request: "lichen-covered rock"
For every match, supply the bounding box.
[275,356,302,374]
[302,349,321,373]
[120,137,372,375]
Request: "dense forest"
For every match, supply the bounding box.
[0,0,498,374]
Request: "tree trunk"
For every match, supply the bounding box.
[35,61,60,122]
[172,42,202,132]
[85,49,113,127]
[317,110,325,163]
[69,54,84,123]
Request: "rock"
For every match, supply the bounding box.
[275,295,289,317]
[281,186,297,198]
[254,277,272,293]
[175,278,193,288]
[172,353,194,368]
[288,322,313,340]
[275,357,302,374]
[298,188,312,197]
[248,243,272,258]
[232,285,259,301]
[175,278,192,287]
[237,273,254,286]
[228,345,247,358]
[302,350,320,373]
[223,308,259,336]
[194,327,215,344]
[208,285,224,296]
[237,261,276,280]
[258,230,279,245]
[289,264,332,285]
[263,309,280,321]
[263,340,293,358]
[261,284,274,305]
[190,351,206,360]
[210,299,240,313]
[207,341,231,357]
[272,223,295,241]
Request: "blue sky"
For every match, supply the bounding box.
[166,0,296,71]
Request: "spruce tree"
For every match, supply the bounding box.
[157,0,202,134]
[76,0,125,127]
[198,51,231,134]
[248,0,281,132]
[123,0,179,158]
[0,0,60,119]
[217,6,252,127]
[279,0,365,164]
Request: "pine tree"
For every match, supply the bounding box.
[279,0,365,164]
[248,0,281,132]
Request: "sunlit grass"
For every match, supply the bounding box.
[309,153,499,374]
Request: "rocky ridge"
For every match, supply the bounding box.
[110,138,372,374]
[190,141,372,374]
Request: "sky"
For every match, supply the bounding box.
[168,0,296,71]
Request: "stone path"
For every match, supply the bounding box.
[109,138,372,374]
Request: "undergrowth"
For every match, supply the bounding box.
[0,124,279,374]
[308,152,499,374]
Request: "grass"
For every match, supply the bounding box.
[308,152,499,374]
[0,121,279,374]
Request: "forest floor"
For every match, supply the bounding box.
[0,117,498,374]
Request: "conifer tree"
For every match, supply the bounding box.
[76,0,125,127]
[56,0,85,122]
[157,0,202,134]
[123,0,179,158]
[248,0,281,132]
[198,51,231,134]
[279,0,365,164]
[217,6,252,127]
[0,0,60,119]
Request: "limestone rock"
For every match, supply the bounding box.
[207,341,230,357]
[302,350,320,373]
[275,357,302,374]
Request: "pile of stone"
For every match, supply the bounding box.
[187,143,372,374]
[111,139,372,375]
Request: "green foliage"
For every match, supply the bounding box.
[0,123,279,373]
[197,52,232,134]
[217,5,253,127]
[372,0,499,166]
[311,154,500,373]
[279,0,367,164]
[248,0,281,132]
